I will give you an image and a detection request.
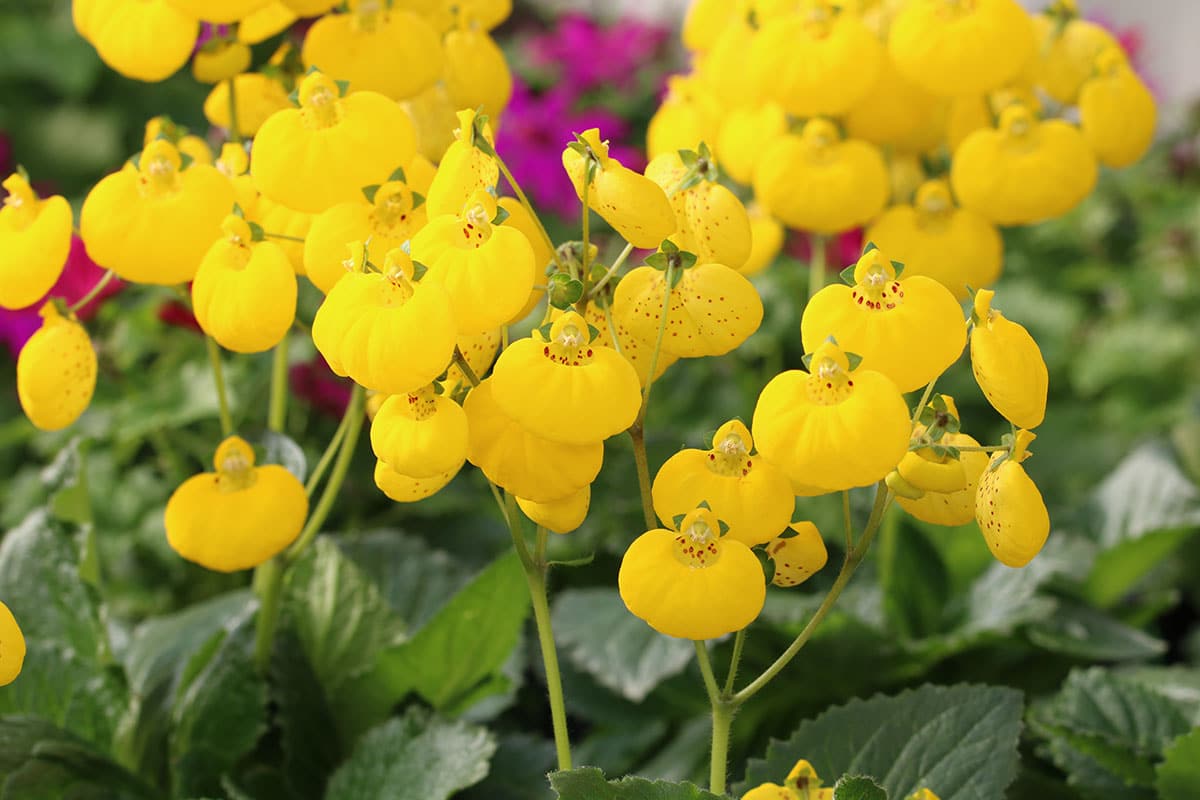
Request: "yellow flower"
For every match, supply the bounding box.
[250,70,417,213]
[370,385,468,478]
[646,76,722,161]
[490,311,641,445]
[580,299,679,388]
[424,109,499,219]
[441,328,501,395]
[766,523,828,588]
[0,601,25,686]
[619,506,766,641]
[0,172,72,310]
[166,0,270,23]
[192,216,296,353]
[444,26,513,117]
[193,39,251,83]
[945,83,1041,154]
[645,151,753,271]
[754,118,888,235]
[415,0,511,33]
[843,53,940,150]
[311,246,457,396]
[652,420,794,547]
[889,0,1034,97]
[250,195,311,275]
[281,0,337,15]
[613,259,763,359]
[402,84,460,163]
[801,247,966,393]
[1079,49,1157,169]
[683,0,739,52]
[81,139,234,285]
[499,197,551,324]
[1031,9,1119,105]
[695,14,762,111]
[865,179,1003,300]
[165,436,308,572]
[740,206,785,277]
[969,289,1048,430]
[304,178,425,293]
[464,378,603,502]
[302,2,443,101]
[715,102,787,187]
[750,0,884,117]
[204,73,292,138]
[374,457,463,503]
[976,430,1050,567]
[562,128,676,250]
[517,486,590,535]
[894,395,991,526]
[950,104,1097,226]
[238,2,297,44]
[16,304,96,433]
[410,190,537,335]
[752,338,910,494]
[77,0,197,82]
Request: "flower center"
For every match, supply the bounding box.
[214,436,258,492]
[351,0,384,31]
[707,432,753,478]
[137,139,183,199]
[379,249,416,306]
[915,179,954,229]
[1,173,38,228]
[220,215,254,269]
[405,385,438,420]
[805,350,854,405]
[673,519,721,568]
[370,182,416,239]
[298,72,344,130]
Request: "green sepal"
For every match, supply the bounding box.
[411,260,428,281]
[840,264,857,285]
[412,192,426,209]
[717,520,731,537]
[334,79,350,96]
[471,111,496,156]
[891,259,906,277]
[645,253,670,270]
[432,381,445,395]
[676,172,704,193]
[548,553,596,568]
[232,202,245,218]
[128,153,141,170]
[802,353,815,370]
[678,251,698,269]
[862,240,878,254]
[179,152,195,171]
[287,88,300,106]
[362,184,380,203]
[845,352,864,371]
[672,514,687,529]
[492,205,511,226]
[387,166,407,183]
[696,500,711,511]
[537,322,554,341]
[15,163,30,182]
[565,141,589,157]
[247,221,266,242]
[678,148,699,167]
[659,239,680,255]
[587,324,601,342]
[548,273,584,309]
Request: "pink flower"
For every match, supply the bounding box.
[290,354,353,418]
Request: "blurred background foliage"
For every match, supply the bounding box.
[2,1,1200,799]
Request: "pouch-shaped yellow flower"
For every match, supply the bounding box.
[1031,11,1119,105]
[193,39,251,83]
[645,152,753,271]
[652,420,793,547]
[0,601,25,686]
[754,119,888,235]
[766,522,828,588]
[239,2,297,44]
[464,378,604,503]
[896,396,991,526]
[715,102,787,186]
[374,457,463,503]
[619,506,766,640]
[81,0,197,82]
[17,304,97,432]
[517,486,590,535]
[695,15,762,111]
[424,109,499,219]
[646,76,721,161]
[441,328,501,394]
[1079,49,1157,169]
[311,247,457,395]
[613,260,763,359]
[302,3,443,100]
[0,173,72,309]
[741,206,785,277]
[251,71,417,213]
[945,84,1040,155]
[750,1,883,117]
[490,310,641,445]
[81,140,234,285]
[204,73,292,138]
[305,179,425,293]
[583,298,679,388]
[889,0,1034,97]
[743,759,834,800]
[562,128,676,249]
[683,0,738,52]
[969,289,1047,430]
[801,247,966,393]
[865,179,1003,300]
[192,216,297,353]
[410,191,536,335]
[752,338,910,494]
[950,104,1097,226]
[165,436,308,573]
[844,53,940,149]
[166,0,270,23]
[444,26,513,117]
[976,430,1050,567]
[370,385,468,478]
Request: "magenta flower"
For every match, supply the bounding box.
[528,12,670,95]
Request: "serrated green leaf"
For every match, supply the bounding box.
[550,767,724,799]
[324,708,494,800]
[1025,601,1166,661]
[1157,728,1200,800]
[737,684,1024,800]
[457,733,556,800]
[0,716,154,800]
[271,631,343,800]
[833,775,888,800]
[552,588,694,703]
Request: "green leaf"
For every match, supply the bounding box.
[284,538,406,696]
[271,631,344,800]
[261,431,307,481]
[0,510,125,751]
[1086,441,1200,550]
[0,716,153,800]
[323,708,494,800]
[1025,601,1166,661]
[458,733,555,800]
[552,588,694,702]
[879,516,950,640]
[336,531,470,630]
[169,619,267,799]
[832,775,888,800]
[1157,728,1200,800]
[737,684,1024,800]
[549,768,724,799]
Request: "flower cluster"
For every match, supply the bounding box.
[742,759,940,800]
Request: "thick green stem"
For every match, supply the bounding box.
[806,234,827,303]
[527,565,572,770]
[268,341,289,433]
[710,701,733,795]
[206,337,233,436]
[68,269,116,314]
[252,557,283,672]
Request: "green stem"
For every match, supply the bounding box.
[953,444,1012,453]
[536,525,549,565]
[304,400,352,496]
[67,269,116,314]
[206,336,233,437]
[264,232,306,243]
[733,482,892,704]
[268,341,289,433]
[452,346,481,387]
[842,490,854,554]
[580,167,591,282]
[695,641,720,702]
[710,697,733,796]
[629,424,656,530]
[226,72,242,144]
[285,384,365,560]
[526,564,572,770]
[252,557,283,672]
[806,234,827,303]
[585,241,635,301]
[912,379,938,426]
[640,261,675,412]
[723,629,747,696]
[493,151,565,272]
